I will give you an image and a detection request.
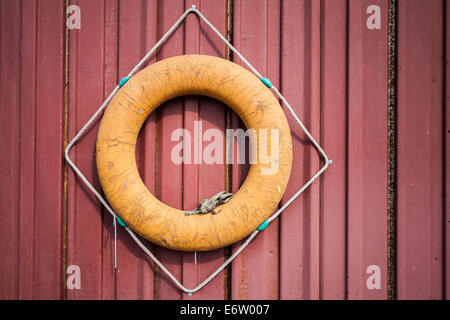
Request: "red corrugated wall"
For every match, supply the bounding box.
[0,0,448,300]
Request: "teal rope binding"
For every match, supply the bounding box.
[260,77,272,88]
[116,216,127,227]
[257,220,269,231]
[119,76,130,87]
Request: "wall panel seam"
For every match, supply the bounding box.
[344,0,349,300]
[387,0,398,301]
[61,0,70,300]
[441,0,447,300]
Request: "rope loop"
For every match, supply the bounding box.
[64,6,330,295]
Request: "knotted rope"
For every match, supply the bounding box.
[185,191,233,215]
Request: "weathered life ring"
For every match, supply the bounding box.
[96,54,292,251]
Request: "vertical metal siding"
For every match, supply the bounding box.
[320,0,347,299]
[0,0,21,300]
[0,0,65,299]
[0,0,449,300]
[347,0,388,299]
[397,0,444,299]
[278,0,322,299]
[181,0,229,300]
[115,0,156,300]
[231,0,281,300]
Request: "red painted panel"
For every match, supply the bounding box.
[181,0,228,300]
[0,0,21,300]
[1,0,65,300]
[138,0,158,300]
[155,0,185,300]
[231,0,281,300]
[320,0,347,300]
[18,0,38,300]
[67,0,110,300]
[115,0,156,300]
[279,0,321,300]
[2,0,450,301]
[33,0,65,299]
[101,0,119,300]
[229,0,251,297]
[397,0,444,299]
[347,0,388,299]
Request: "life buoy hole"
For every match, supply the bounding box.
[135,95,252,211]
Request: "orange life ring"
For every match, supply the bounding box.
[96,54,292,251]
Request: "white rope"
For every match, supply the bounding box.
[64,5,331,296]
[113,215,117,269]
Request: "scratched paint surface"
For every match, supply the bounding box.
[0,0,448,300]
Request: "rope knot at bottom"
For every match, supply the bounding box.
[184,191,233,216]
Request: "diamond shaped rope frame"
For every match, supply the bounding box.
[65,5,331,296]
